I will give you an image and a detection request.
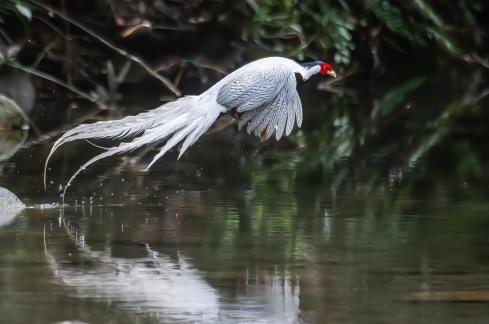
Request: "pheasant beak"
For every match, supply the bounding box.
[327,70,337,78]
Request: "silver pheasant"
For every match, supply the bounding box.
[44,57,336,197]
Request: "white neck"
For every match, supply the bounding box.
[301,65,321,81]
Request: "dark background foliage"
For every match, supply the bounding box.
[0,0,488,172]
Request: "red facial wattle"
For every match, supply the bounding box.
[319,63,334,76]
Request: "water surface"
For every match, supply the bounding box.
[1,64,489,323]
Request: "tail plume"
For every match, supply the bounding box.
[44,95,221,199]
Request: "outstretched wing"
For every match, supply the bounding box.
[216,64,303,140]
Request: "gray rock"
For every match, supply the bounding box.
[0,94,29,130]
[0,129,27,161]
[0,187,24,209]
[0,187,25,227]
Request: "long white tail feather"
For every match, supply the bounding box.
[144,119,197,171]
[46,95,222,198]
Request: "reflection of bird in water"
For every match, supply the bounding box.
[46,216,301,323]
[45,231,220,322]
[44,57,336,196]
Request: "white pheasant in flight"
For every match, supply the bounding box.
[45,57,336,196]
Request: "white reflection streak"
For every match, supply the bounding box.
[45,222,219,323]
[53,253,219,322]
[259,270,300,323]
[221,268,300,324]
[0,209,21,227]
[323,208,332,241]
[45,219,301,323]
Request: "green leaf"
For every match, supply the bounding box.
[423,26,459,55]
[379,77,427,118]
[15,3,31,21]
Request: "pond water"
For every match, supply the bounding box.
[1,63,489,323]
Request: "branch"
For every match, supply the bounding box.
[29,0,182,97]
[7,61,107,109]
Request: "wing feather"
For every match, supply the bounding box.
[275,100,288,140]
[285,103,296,136]
[217,66,287,112]
[254,108,274,137]
[265,97,285,140]
[217,64,303,140]
[238,107,262,130]
[248,107,271,135]
[294,93,303,128]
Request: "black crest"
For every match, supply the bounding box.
[300,60,325,68]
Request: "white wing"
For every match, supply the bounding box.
[216,64,303,140]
